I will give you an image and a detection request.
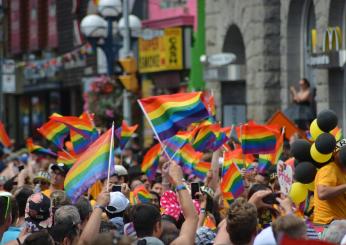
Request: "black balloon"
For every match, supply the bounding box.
[317,109,338,132]
[290,139,313,162]
[294,161,317,184]
[315,133,336,154]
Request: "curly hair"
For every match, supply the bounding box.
[226,198,258,245]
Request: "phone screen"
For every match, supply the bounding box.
[112,185,122,192]
[262,193,280,205]
[191,182,200,199]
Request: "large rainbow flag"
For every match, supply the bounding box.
[64,126,115,203]
[221,162,244,199]
[115,120,138,150]
[240,124,278,154]
[37,120,69,149]
[141,143,162,180]
[26,138,57,157]
[138,92,209,140]
[0,121,12,148]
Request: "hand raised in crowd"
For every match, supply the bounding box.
[168,161,184,186]
[96,188,110,207]
[276,196,294,215]
[248,189,274,209]
[121,183,130,198]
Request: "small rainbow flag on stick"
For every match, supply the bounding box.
[64,126,115,203]
[223,149,254,175]
[240,124,278,154]
[222,192,234,205]
[331,127,343,142]
[138,92,209,141]
[270,132,284,165]
[192,125,216,151]
[115,120,138,150]
[50,115,94,138]
[257,154,272,174]
[26,138,57,157]
[0,121,12,148]
[193,161,211,180]
[133,185,152,204]
[141,143,162,180]
[37,120,69,149]
[221,162,244,199]
[57,151,76,167]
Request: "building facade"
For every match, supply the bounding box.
[205,0,346,131]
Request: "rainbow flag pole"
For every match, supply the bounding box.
[106,122,115,191]
[137,100,172,162]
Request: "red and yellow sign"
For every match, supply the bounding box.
[138,28,183,73]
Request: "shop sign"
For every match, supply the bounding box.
[311,26,342,53]
[208,53,236,67]
[138,28,183,73]
[307,51,341,68]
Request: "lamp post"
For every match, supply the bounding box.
[80,0,141,124]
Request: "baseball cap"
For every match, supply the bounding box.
[33,171,51,184]
[51,163,69,176]
[114,165,128,176]
[25,193,52,231]
[106,192,129,214]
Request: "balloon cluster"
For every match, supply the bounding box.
[289,109,339,204]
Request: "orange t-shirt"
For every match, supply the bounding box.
[313,162,346,224]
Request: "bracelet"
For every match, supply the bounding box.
[175,184,187,192]
[162,182,170,186]
[94,204,106,212]
[200,208,206,214]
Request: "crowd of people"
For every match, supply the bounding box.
[1,123,346,245]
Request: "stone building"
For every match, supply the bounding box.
[205,0,346,131]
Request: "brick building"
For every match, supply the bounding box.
[205,0,346,131]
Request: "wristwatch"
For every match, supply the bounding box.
[94,204,106,212]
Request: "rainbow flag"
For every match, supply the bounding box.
[223,149,254,175]
[331,127,343,141]
[222,192,234,205]
[203,215,217,231]
[37,120,69,149]
[177,144,203,174]
[240,124,278,154]
[115,120,138,150]
[211,126,232,151]
[138,92,209,140]
[133,185,152,204]
[26,138,57,157]
[192,125,216,151]
[193,161,211,180]
[0,121,12,148]
[164,131,192,160]
[141,143,161,180]
[257,154,272,174]
[201,91,216,117]
[64,126,115,203]
[57,151,76,167]
[221,162,244,199]
[270,132,284,165]
[50,115,95,138]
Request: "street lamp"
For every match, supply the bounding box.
[80,0,141,124]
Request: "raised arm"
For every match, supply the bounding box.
[210,149,221,191]
[168,162,198,245]
[78,188,110,245]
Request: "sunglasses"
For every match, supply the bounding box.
[34,180,49,185]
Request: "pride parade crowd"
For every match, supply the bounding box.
[0,91,346,245]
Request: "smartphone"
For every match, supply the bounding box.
[191,182,200,199]
[112,185,122,192]
[262,193,280,205]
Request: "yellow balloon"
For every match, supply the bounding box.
[310,119,324,140]
[289,182,308,204]
[310,143,332,163]
[305,181,315,192]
